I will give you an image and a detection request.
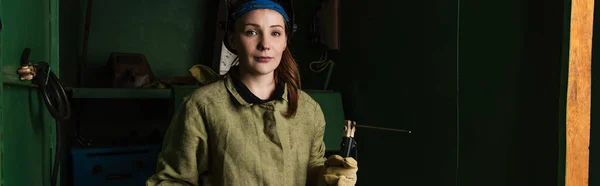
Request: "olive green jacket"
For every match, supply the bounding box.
[146,74,327,186]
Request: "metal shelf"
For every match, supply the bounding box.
[71,88,172,99]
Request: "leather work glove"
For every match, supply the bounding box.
[323,155,358,186]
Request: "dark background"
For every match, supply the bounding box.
[57,0,573,185]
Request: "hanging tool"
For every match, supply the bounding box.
[17,48,71,186]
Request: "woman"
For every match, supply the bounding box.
[146,0,357,185]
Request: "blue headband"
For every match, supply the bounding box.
[231,0,290,22]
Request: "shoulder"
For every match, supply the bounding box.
[297,90,323,116]
[184,78,229,106]
[296,90,326,133]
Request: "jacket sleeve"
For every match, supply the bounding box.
[146,98,209,186]
[306,103,328,186]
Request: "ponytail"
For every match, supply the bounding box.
[275,48,301,118]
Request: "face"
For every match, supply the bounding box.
[229,9,287,76]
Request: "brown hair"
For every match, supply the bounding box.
[276,48,301,118]
[227,0,301,118]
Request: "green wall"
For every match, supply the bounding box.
[1,0,60,185]
[60,0,215,87]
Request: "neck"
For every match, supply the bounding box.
[238,69,276,100]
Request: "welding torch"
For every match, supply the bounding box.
[340,120,356,158]
[339,120,412,158]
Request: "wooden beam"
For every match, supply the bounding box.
[566,0,594,185]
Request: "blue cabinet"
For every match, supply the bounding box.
[71,145,161,186]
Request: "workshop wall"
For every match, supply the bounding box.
[58,0,218,144]
[57,1,216,185]
[457,0,564,185]
[58,0,80,87]
[57,0,568,185]
[326,0,565,186]
[60,0,215,87]
[60,0,461,185]
[326,1,460,185]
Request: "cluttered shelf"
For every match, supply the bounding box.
[70,59,219,99]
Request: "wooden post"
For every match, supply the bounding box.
[566,0,594,185]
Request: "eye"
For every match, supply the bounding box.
[272,32,282,37]
[245,30,257,36]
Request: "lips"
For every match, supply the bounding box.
[254,56,273,62]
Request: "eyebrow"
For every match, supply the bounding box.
[244,23,284,29]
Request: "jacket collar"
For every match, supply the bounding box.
[224,68,288,107]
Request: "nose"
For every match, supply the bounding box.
[257,36,270,51]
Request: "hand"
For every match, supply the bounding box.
[323,155,358,186]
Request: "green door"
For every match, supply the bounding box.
[0,0,60,185]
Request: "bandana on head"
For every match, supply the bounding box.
[231,0,290,22]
